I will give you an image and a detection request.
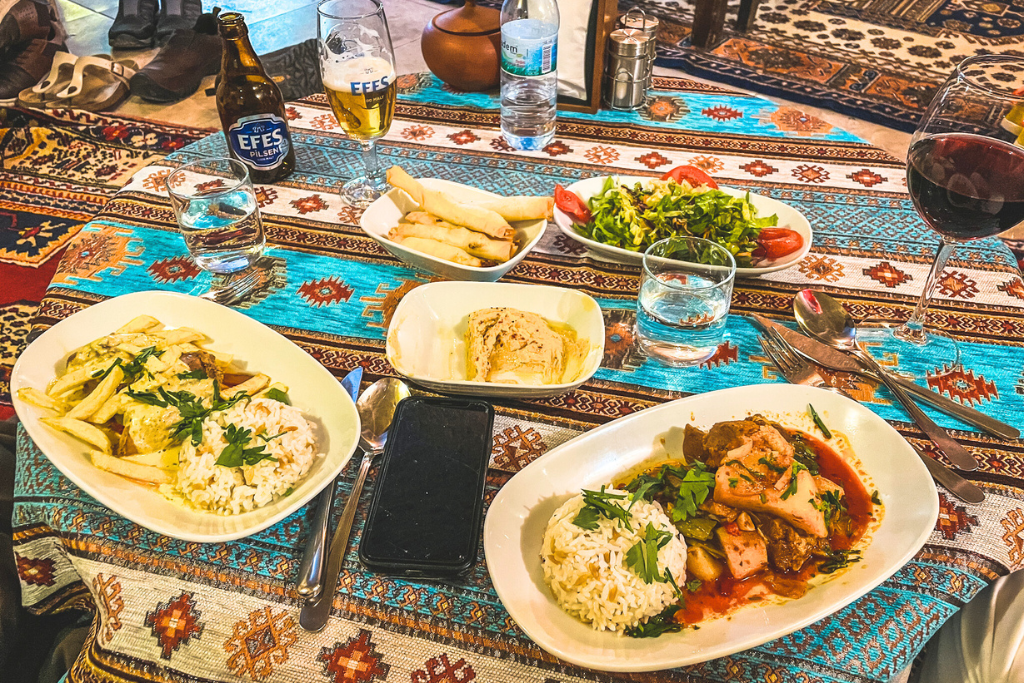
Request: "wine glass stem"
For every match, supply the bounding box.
[360,140,383,186]
[893,239,956,346]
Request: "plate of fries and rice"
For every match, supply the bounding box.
[359,166,552,281]
[11,290,361,542]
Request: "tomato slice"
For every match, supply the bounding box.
[554,184,591,225]
[756,228,803,261]
[659,165,718,190]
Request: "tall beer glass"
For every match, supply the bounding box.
[318,0,397,208]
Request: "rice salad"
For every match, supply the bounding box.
[166,398,320,515]
[542,489,687,633]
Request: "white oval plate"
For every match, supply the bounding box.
[483,384,937,672]
[385,281,605,399]
[11,291,361,543]
[360,179,547,282]
[553,175,813,276]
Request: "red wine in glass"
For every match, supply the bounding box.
[907,133,1024,240]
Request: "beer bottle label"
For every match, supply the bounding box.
[501,19,557,77]
[228,114,291,170]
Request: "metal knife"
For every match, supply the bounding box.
[912,445,985,504]
[749,314,1019,440]
[294,366,363,598]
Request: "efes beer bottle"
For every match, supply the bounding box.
[216,12,295,183]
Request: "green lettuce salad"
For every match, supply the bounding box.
[575,177,778,267]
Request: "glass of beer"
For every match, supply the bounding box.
[318,0,397,208]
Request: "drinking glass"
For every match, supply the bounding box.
[862,55,1024,379]
[318,0,397,208]
[636,237,736,366]
[166,157,265,274]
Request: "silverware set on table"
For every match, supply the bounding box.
[753,288,1006,504]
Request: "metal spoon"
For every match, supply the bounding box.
[793,289,980,472]
[299,377,411,632]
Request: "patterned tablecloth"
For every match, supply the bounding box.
[13,74,1024,683]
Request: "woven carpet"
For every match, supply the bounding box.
[0,108,209,421]
[424,0,1022,131]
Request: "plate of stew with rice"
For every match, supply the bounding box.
[482,384,937,672]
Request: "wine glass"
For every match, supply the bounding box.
[317,0,397,208]
[862,55,1024,380]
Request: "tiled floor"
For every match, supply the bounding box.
[54,0,911,158]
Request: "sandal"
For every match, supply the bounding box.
[17,50,78,108]
[55,54,137,112]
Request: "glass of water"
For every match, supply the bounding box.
[167,158,265,274]
[636,237,737,366]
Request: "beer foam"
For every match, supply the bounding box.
[322,55,395,91]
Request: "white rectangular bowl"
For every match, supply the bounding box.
[483,384,939,671]
[359,178,547,282]
[11,290,361,542]
[385,281,606,399]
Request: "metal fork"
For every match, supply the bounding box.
[199,269,260,306]
[758,330,855,399]
[758,330,985,504]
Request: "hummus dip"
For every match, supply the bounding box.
[466,308,589,385]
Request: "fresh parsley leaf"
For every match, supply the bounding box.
[257,431,287,443]
[177,369,207,380]
[625,605,683,638]
[283,487,294,497]
[572,487,633,531]
[664,568,685,601]
[871,490,882,506]
[126,389,168,407]
[571,505,602,530]
[686,579,703,593]
[808,404,832,440]
[264,387,290,404]
[670,463,715,523]
[215,424,277,468]
[628,479,661,511]
[816,489,847,528]
[624,522,673,584]
[728,477,738,488]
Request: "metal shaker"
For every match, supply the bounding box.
[618,8,658,90]
[602,28,652,111]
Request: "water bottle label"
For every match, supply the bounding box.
[501,19,557,77]
[228,114,291,170]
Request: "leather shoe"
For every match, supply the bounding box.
[0,38,60,105]
[155,0,203,45]
[0,0,53,55]
[108,0,158,49]
[129,10,221,103]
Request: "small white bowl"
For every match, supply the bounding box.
[385,282,605,399]
[359,178,547,282]
[553,175,813,277]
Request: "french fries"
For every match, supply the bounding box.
[41,417,112,453]
[66,365,124,421]
[91,450,176,485]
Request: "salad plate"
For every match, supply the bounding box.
[483,384,937,672]
[553,175,813,276]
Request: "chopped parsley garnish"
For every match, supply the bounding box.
[790,435,820,476]
[121,346,161,382]
[759,492,767,504]
[758,456,787,474]
[625,605,683,638]
[572,487,632,531]
[91,358,123,381]
[670,462,715,523]
[780,462,808,500]
[686,579,703,592]
[257,431,287,443]
[818,549,861,574]
[177,369,207,381]
[628,479,662,511]
[126,388,169,407]
[808,404,832,440]
[728,477,739,488]
[215,424,277,468]
[871,490,882,506]
[624,522,673,583]
[264,387,290,404]
[664,568,686,601]
[814,489,848,529]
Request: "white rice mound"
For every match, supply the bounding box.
[171,398,320,515]
[541,489,688,633]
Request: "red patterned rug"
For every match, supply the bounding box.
[0,108,209,420]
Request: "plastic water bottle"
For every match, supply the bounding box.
[499,0,559,151]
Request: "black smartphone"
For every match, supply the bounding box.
[359,396,495,577]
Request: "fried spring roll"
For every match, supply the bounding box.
[394,214,516,262]
[470,196,554,222]
[390,235,483,267]
[386,166,514,240]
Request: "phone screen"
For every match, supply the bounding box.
[359,397,494,574]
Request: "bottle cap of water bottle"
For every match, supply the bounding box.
[607,27,650,59]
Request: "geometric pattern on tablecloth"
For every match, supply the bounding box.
[14,75,1024,683]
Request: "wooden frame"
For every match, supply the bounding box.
[556,0,618,113]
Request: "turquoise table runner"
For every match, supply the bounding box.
[13,74,1024,683]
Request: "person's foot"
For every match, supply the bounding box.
[155,0,203,45]
[0,39,61,105]
[108,0,159,48]
[0,0,54,55]
[130,9,220,103]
